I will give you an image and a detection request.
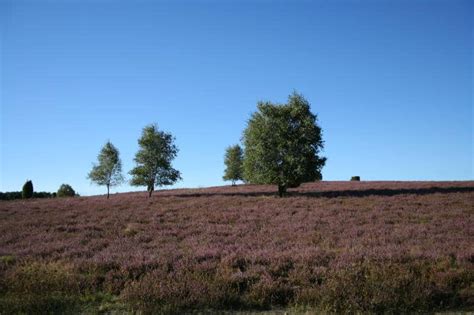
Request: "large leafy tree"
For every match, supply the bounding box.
[130,124,181,197]
[242,92,326,197]
[88,141,124,199]
[223,144,244,186]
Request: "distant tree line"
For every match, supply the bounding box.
[0,181,78,201]
[0,191,56,201]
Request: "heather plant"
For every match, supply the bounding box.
[22,180,33,199]
[223,144,244,186]
[0,262,86,314]
[57,184,75,197]
[242,92,326,196]
[0,181,472,313]
[88,141,124,199]
[130,124,181,198]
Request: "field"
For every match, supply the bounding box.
[1,181,473,314]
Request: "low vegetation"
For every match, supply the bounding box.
[0,191,56,201]
[1,181,473,313]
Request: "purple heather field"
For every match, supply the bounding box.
[0,181,473,313]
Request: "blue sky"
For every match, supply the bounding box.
[1,0,472,196]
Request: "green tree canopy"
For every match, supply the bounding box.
[22,180,33,199]
[57,184,75,197]
[129,124,181,197]
[242,92,326,196]
[223,144,244,186]
[87,141,124,199]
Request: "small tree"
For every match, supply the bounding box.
[22,180,33,199]
[129,124,181,197]
[57,184,75,197]
[243,92,326,197]
[87,141,124,199]
[223,144,243,186]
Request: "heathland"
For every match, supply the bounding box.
[0,181,473,313]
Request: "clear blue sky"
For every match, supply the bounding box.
[1,0,472,196]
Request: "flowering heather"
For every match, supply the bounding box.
[0,181,473,313]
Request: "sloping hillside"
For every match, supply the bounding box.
[1,181,473,313]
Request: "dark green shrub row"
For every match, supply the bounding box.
[0,191,57,201]
[1,182,78,200]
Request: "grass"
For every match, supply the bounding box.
[0,181,473,313]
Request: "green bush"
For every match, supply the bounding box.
[22,180,34,199]
[0,191,55,200]
[57,184,76,197]
[350,176,360,181]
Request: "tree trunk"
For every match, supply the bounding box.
[278,184,287,197]
[148,184,154,198]
[107,185,110,199]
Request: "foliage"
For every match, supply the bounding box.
[129,124,181,197]
[0,192,22,200]
[22,180,33,199]
[0,191,56,200]
[0,262,84,314]
[242,92,326,196]
[351,176,361,181]
[223,144,244,185]
[88,141,124,199]
[57,184,76,197]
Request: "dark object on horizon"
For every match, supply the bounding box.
[242,91,326,197]
[0,191,56,200]
[22,180,33,199]
[57,184,76,197]
[351,176,361,181]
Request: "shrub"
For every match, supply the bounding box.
[350,176,360,181]
[33,192,54,198]
[0,192,22,200]
[0,191,55,200]
[22,180,34,199]
[57,184,76,197]
[316,261,472,313]
[0,262,86,314]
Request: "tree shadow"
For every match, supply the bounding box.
[165,186,474,199]
[295,186,474,198]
